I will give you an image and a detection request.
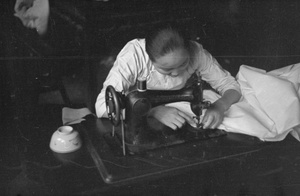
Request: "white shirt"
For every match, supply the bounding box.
[95,39,241,118]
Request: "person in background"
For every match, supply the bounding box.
[14,0,50,36]
[95,24,241,130]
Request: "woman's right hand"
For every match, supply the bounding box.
[148,105,195,130]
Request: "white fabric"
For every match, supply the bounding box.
[95,39,240,118]
[228,64,300,141]
[168,64,300,141]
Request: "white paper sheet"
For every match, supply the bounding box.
[62,107,92,125]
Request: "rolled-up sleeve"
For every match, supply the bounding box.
[198,48,241,95]
[95,44,139,118]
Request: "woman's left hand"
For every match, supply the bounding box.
[201,89,241,129]
[201,102,226,129]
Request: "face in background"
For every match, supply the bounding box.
[153,47,190,77]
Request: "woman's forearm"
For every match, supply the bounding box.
[214,89,241,111]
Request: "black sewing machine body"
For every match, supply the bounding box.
[105,76,226,155]
[126,87,200,127]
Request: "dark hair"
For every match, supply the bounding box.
[145,23,190,62]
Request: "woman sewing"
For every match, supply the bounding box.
[95,24,241,131]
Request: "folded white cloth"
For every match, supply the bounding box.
[14,0,50,35]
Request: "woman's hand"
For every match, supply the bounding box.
[202,89,241,129]
[148,105,195,130]
[201,101,226,129]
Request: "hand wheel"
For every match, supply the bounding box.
[105,85,121,126]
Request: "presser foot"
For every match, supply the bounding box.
[193,116,204,129]
[196,123,204,129]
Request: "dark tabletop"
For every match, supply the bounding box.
[2,107,300,196]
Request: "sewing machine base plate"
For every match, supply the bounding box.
[104,125,227,155]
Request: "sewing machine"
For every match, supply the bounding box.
[105,73,226,155]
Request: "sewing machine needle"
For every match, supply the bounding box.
[197,119,201,129]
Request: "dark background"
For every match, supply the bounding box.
[2,0,300,116]
[2,0,300,112]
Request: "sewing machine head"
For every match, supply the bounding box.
[105,73,225,155]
